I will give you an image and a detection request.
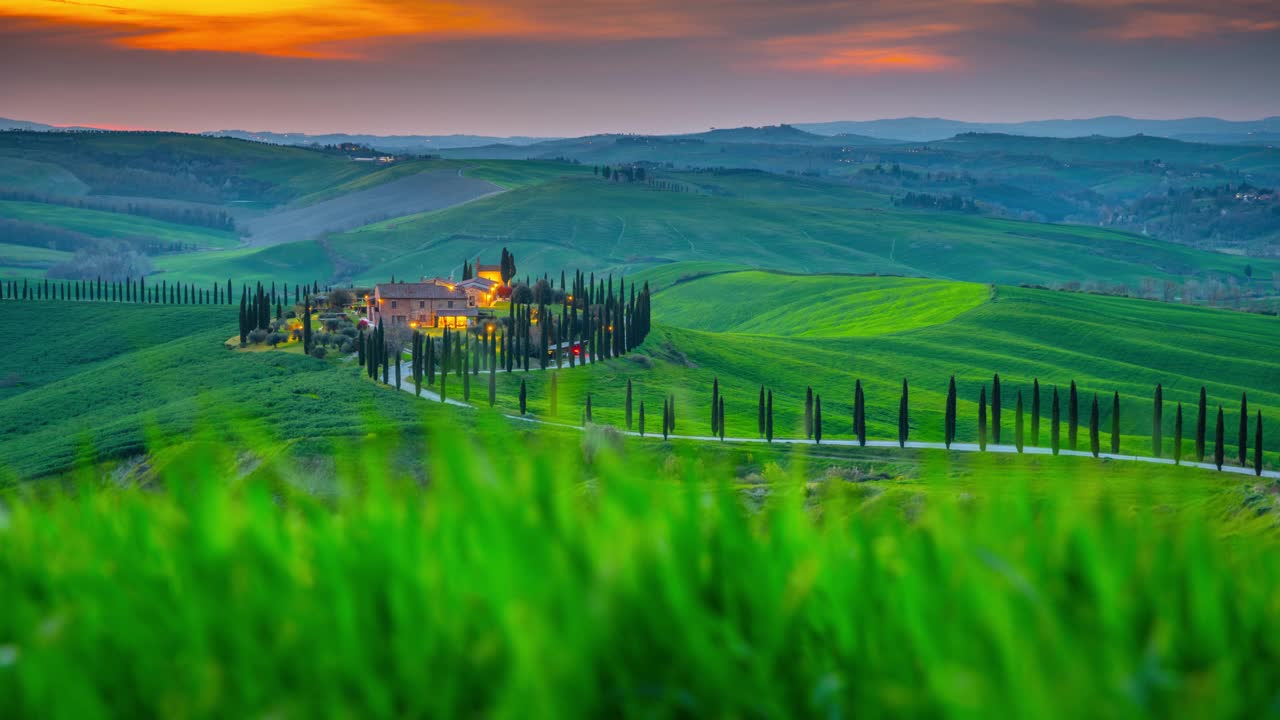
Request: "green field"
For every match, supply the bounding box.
[479,271,1280,464]
[0,132,387,205]
[0,200,240,248]
[0,302,430,479]
[3,418,1280,716]
[319,177,1279,287]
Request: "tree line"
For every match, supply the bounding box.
[356,266,653,403]
[4,275,328,308]
[0,190,237,231]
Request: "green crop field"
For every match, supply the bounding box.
[0,200,240,249]
[0,302,433,479]
[3,417,1280,717]
[476,270,1280,465]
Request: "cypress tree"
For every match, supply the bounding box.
[1196,387,1208,462]
[1051,386,1061,456]
[439,354,447,402]
[1031,379,1041,447]
[585,393,592,425]
[945,375,957,449]
[1254,412,1263,477]
[488,356,497,408]
[898,378,909,448]
[1111,392,1120,455]
[412,333,421,396]
[1214,407,1225,470]
[462,349,470,401]
[991,373,1002,444]
[814,395,823,444]
[395,353,402,389]
[427,337,436,386]
[854,380,866,447]
[549,372,559,417]
[978,386,988,451]
[662,398,670,440]
[1068,381,1079,450]
[766,390,774,443]
[1152,384,1164,459]
[519,379,527,415]
[302,296,312,353]
[719,397,726,442]
[712,377,720,435]
[238,288,249,344]
[1174,403,1183,465]
[639,402,646,437]
[758,385,766,438]
[625,379,633,430]
[804,386,814,439]
[1239,393,1249,466]
[1090,394,1100,458]
[1015,390,1025,453]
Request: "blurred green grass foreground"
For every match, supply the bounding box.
[2,416,1280,719]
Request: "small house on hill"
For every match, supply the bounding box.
[368,281,476,329]
[474,258,504,286]
[457,276,500,307]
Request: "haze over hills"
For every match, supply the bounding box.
[204,129,557,152]
[8,115,1280,150]
[794,116,1280,144]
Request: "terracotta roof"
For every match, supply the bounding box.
[457,277,499,290]
[374,282,466,300]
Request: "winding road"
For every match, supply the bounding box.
[391,362,1280,480]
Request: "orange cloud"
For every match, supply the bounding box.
[1100,11,1280,40]
[761,22,966,74]
[777,47,960,73]
[0,0,716,58]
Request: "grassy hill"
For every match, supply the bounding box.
[5,419,1280,716]
[0,302,431,479]
[0,131,387,205]
[305,177,1276,287]
[482,271,1280,464]
[0,200,239,248]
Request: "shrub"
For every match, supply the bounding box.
[247,329,268,344]
[265,332,287,347]
[309,346,328,359]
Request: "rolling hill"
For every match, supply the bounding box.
[0,302,431,479]
[237,175,1276,289]
[481,269,1280,464]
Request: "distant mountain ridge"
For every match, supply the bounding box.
[794,116,1280,143]
[204,129,557,152]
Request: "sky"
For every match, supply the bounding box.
[1,0,1278,136]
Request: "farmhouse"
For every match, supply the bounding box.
[367,281,477,329]
[475,258,504,285]
[456,276,500,307]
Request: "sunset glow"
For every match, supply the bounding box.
[2,0,1276,134]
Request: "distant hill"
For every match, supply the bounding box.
[674,124,891,146]
[0,117,108,132]
[205,130,558,153]
[795,116,1280,143]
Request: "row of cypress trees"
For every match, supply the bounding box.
[7,276,328,306]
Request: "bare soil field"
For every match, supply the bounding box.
[241,169,501,247]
